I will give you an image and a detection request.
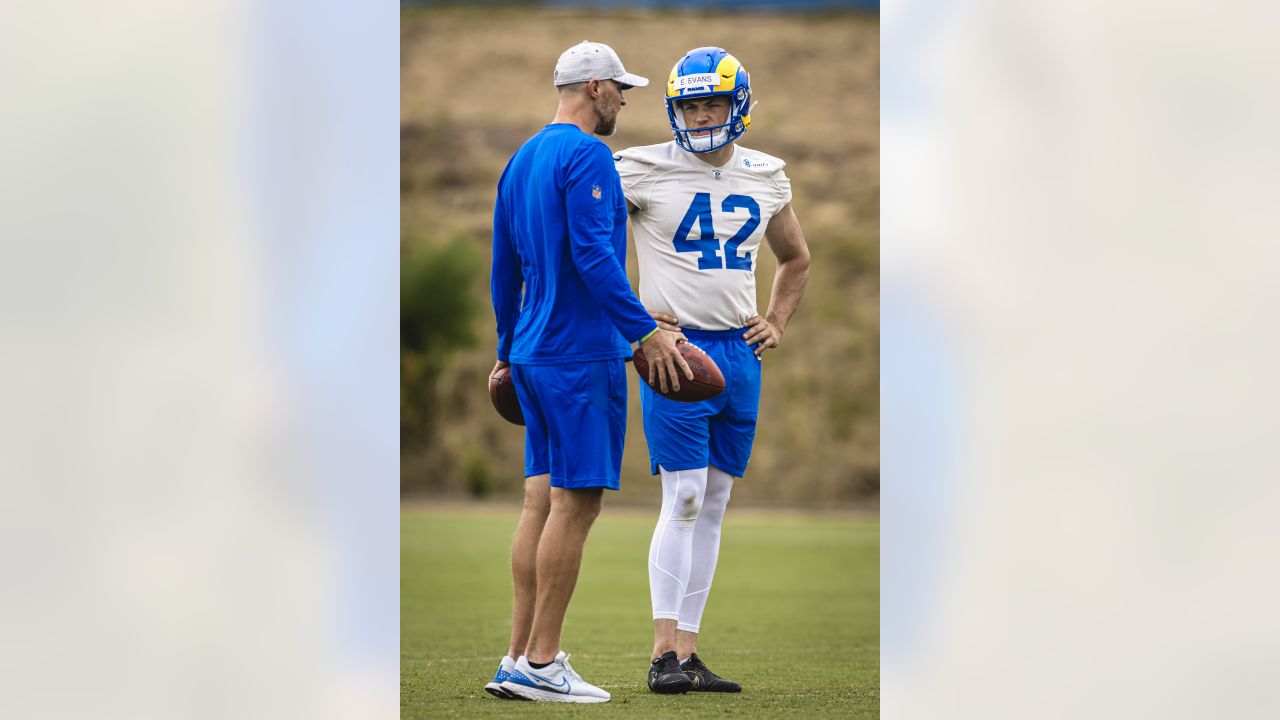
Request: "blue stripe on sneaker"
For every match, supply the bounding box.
[504,669,539,688]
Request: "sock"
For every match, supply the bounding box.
[528,659,551,669]
[648,467,708,621]
[676,466,734,632]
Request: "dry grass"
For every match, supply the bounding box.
[402,6,879,507]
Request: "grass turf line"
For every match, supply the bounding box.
[402,507,878,718]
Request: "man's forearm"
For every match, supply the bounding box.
[764,258,809,332]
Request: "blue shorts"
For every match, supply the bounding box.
[509,359,628,490]
[639,327,762,478]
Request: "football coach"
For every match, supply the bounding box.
[485,41,692,703]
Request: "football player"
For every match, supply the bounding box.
[615,46,811,695]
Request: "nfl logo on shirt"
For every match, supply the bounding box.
[591,184,602,199]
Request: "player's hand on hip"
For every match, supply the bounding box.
[742,316,781,358]
[649,311,681,332]
[641,328,693,394]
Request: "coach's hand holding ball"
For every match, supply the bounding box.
[640,326,693,395]
[489,359,510,380]
[488,360,524,426]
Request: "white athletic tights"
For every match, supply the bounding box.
[648,465,734,632]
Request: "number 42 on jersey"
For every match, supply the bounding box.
[672,193,760,271]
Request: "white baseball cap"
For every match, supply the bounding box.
[553,41,649,89]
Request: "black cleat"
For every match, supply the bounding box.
[682,653,742,693]
[648,651,693,694]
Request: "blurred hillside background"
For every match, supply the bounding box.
[401,3,879,508]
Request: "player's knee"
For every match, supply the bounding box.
[671,486,703,526]
[704,469,734,510]
[704,485,730,513]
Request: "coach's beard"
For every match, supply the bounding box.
[594,102,618,136]
[594,116,617,136]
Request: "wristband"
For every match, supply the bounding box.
[639,327,659,344]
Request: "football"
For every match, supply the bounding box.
[489,366,524,426]
[631,341,725,402]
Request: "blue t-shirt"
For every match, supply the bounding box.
[491,124,658,365]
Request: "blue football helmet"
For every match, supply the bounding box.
[665,47,752,153]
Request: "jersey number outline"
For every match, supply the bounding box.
[672,193,760,271]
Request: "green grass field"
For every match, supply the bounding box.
[402,506,879,717]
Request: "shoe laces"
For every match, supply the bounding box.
[559,653,585,684]
[656,653,683,673]
[684,655,718,678]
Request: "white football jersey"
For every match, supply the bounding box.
[615,142,792,331]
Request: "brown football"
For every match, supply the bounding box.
[631,341,725,402]
[488,366,524,426]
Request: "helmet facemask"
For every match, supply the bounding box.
[667,90,748,153]
[670,98,735,152]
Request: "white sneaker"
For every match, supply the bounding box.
[483,656,518,699]
[500,651,611,703]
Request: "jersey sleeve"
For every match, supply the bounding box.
[772,166,793,208]
[490,180,522,363]
[614,150,654,211]
[566,142,659,344]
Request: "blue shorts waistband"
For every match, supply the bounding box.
[680,326,747,341]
